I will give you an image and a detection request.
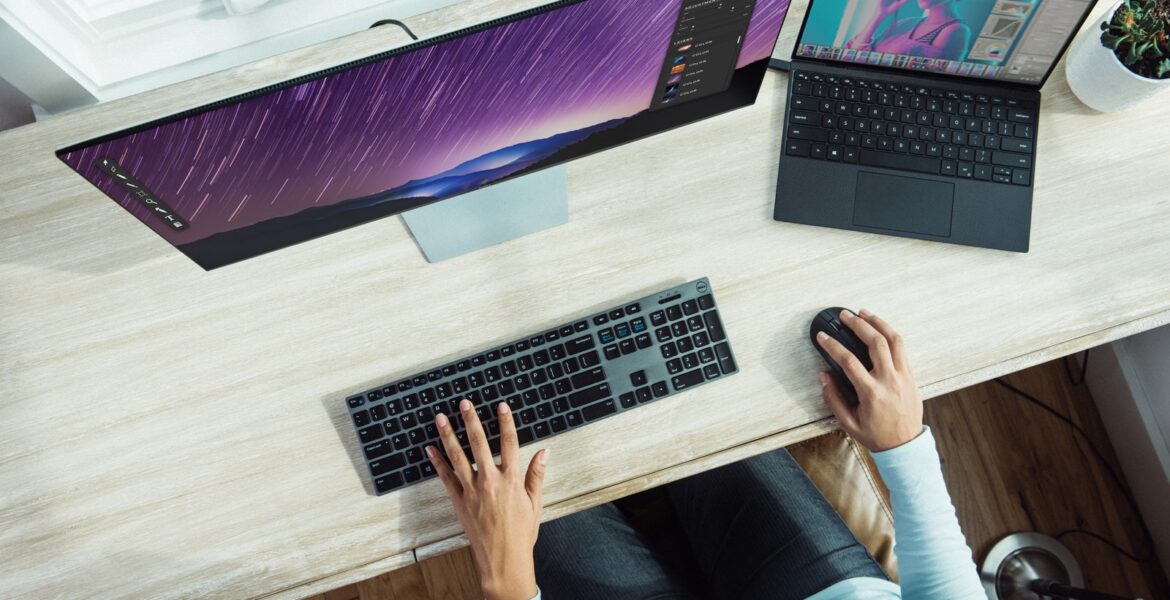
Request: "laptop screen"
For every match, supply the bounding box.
[794,0,1095,84]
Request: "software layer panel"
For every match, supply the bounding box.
[651,0,758,111]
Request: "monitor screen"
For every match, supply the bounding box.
[794,0,1094,84]
[57,0,790,270]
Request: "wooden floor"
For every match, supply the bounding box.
[314,357,1168,600]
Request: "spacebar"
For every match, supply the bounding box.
[859,151,940,175]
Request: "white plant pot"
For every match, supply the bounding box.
[1065,2,1170,112]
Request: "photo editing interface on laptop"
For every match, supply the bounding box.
[796,0,1094,83]
[56,0,788,270]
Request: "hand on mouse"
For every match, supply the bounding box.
[428,400,548,600]
[816,309,924,452]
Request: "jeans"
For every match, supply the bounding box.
[534,448,886,599]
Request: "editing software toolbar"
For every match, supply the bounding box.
[651,0,758,111]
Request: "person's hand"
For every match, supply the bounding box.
[878,0,911,15]
[428,399,548,600]
[816,309,924,452]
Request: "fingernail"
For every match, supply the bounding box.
[460,399,472,412]
[425,445,436,458]
[817,331,828,341]
[436,413,449,428]
[859,308,872,317]
[818,372,829,387]
[539,449,550,465]
[498,402,510,415]
[840,309,853,319]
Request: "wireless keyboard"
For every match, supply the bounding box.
[346,278,739,495]
[785,70,1037,186]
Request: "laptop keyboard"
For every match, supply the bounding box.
[785,70,1037,186]
[346,278,739,495]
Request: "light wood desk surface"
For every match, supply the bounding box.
[2,0,1168,598]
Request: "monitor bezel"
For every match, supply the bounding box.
[790,0,1098,89]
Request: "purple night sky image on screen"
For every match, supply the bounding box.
[59,0,790,269]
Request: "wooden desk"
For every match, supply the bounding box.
[2,0,1167,597]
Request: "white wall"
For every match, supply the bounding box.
[0,76,35,132]
[1086,324,1170,578]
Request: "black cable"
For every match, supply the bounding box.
[370,19,419,40]
[992,377,1155,563]
[1055,529,1150,564]
[1063,348,1091,386]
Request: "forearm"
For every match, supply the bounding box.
[871,427,984,599]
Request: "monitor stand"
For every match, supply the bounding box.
[401,165,569,263]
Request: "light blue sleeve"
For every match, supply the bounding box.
[868,426,985,599]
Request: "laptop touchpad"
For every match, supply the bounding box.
[852,172,954,237]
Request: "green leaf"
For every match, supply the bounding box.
[1157,58,1170,78]
[1102,31,1126,48]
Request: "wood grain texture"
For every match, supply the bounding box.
[2,0,1168,598]
[364,360,1168,600]
[925,358,1170,599]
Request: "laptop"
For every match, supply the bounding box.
[773,0,1098,252]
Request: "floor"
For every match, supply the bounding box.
[312,357,1169,600]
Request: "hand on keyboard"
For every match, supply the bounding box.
[428,399,548,600]
[817,309,924,452]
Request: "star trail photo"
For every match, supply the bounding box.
[58,0,790,269]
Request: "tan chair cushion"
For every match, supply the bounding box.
[789,431,899,583]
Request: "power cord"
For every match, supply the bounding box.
[370,19,419,40]
[992,351,1155,564]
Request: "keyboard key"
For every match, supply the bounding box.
[790,109,818,125]
[1012,170,1031,186]
[569,383,611,408]
[604,345,621,360]
[619,339,636,355]
[702,310,727,342]
[566,336,594,354]
[566,411,583,428]
[625,303,641,314]
[788,125,828,142]
[652,381,668,398]
[993,151,1032,169]
[352,410,370,427]
[636,387,652,403]
[704,364,721,380]
[667,359,683,374]
[635,333,652,349]
[715,343,737,374]
[374,473,405,494]
[614,324,631,338]
[650,311,667,326]
[359,425,384,444]
[580,351,600,367]
[517,427,535,445]
[550,416,567,433]
[620,392,637,408]
[859,150,939,175]
[364,439,395,460]
[571,367,607,389]
[672,370,705,391]
[370,453,406,476]
[630,370,648,386]
[1007,109,1034,123]
[786,140,810,157]
[581,399,617,422]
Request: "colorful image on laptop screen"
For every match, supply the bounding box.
[795,0,1095,84]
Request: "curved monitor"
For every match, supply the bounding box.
[58,0,790,269]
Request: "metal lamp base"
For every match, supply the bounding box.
[981,533,1083,600]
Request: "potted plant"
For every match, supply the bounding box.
[1065,0,1170,112]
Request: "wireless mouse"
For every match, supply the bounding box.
[809,307,874,403]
